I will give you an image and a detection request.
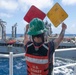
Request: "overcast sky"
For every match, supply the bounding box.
[0,0,76,34]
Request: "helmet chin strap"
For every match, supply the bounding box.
[33,41,43,51]
[33,41,43,46]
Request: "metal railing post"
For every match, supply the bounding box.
[52,53,55,75]
[9,52,13,75]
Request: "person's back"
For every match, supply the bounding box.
[24,18,67,75]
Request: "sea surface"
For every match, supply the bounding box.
[0,57,27,75]
[0,34,76,75]
[6,34,76,38]
[6,34,24,38]
[0,57,76,75]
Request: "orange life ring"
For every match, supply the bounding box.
[7,40,16,44]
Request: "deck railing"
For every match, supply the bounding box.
[0,52,25,75]
[0,48,76,75]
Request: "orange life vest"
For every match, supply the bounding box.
[25,43,50,75]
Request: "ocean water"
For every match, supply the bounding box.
[0,57,27,75]
[6,34,76,38]
[65,34,76,37]
[54,57,76,75]
[6,34,24,38]
[0,56,76,75]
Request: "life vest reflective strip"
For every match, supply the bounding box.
[25,55,48,64]
[42,44,49,50]
[27,43,33,47]
[25,43,50,75]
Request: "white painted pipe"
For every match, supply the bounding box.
[0,54,9,58]
[13,53,25,57]
[53,53,55,75]
[9,52,13,75]
[55,48,76,52]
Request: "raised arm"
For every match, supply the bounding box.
[54,23,67,49]
[24,24,30,46]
